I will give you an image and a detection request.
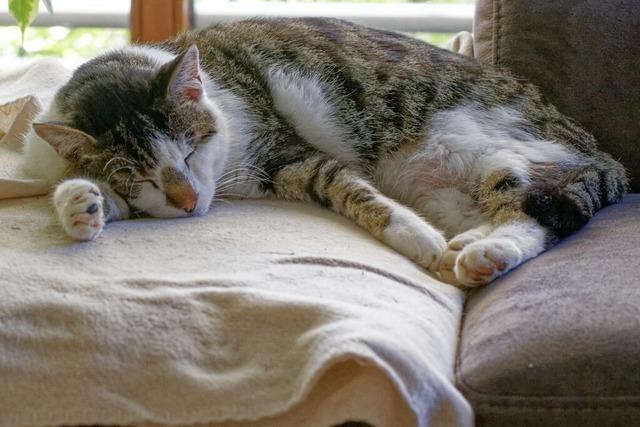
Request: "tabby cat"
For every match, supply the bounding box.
[23,18,627,287]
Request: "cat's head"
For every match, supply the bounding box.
[34,45,228,218]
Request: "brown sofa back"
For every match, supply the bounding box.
[474,0,640,191]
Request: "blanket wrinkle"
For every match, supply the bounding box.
[276,256,454,310]
[0,57,472,427]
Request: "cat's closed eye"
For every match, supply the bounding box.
[185,150,196,167]
[135,179,159,189]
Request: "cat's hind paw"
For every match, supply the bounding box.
[453,237,522,287]
[439,225,491,286]
[53,179,105,241]
[382,208,447,272]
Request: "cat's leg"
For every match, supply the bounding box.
[439,223,492,285]
[397,187,497,284]
[445,170,552,287]
[271,155,447,271]
[452,215,548,286]
[53,178,129,241]
[522,108,628,236]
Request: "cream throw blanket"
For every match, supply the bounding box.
[0,42,474,427]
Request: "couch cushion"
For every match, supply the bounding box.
[474,0,640,191]
[457,194,640,426]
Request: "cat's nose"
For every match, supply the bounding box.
[162,167,198,214]
[182,197,197,213]
[165,183,197,213]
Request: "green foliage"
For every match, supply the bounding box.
[8,0,39,46]
[0,26,129,60]
[7,0,53,53]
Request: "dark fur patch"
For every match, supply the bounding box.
[494,175,519,192]
[522,184,592,237]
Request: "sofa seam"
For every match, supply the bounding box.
[453,288,471,396]
[455,348,640,410]
[473,403,640,412]
[455,366,640,411]
[492,0,502,66]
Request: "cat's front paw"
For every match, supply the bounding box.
[53,179,105,241]
[453,237,522,287]
[382,208,447,271]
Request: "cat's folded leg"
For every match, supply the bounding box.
[439,169,553,287]
[53,178,129,241]
[272,155,447,271]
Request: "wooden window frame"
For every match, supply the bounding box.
[130,0,190,43]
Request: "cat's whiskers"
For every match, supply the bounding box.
[217,164,270,182]
[214,166,272,191]
[106,165,135,184]
[210,197,233,206]
[181,122,207,139]
[215,191,248,199]
[215,175,267,193]
[103,157,135,173]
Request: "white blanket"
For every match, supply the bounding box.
[0,58,472,427]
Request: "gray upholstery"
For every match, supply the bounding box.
[474,0,640,191]
[457,194,640,426]
[466,3,640,423]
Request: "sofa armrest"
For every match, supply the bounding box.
[474,0,640,191]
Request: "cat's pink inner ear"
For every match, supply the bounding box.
[32,122,96,161]
[170,45,203,102]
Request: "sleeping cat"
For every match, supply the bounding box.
[23,18,627,287]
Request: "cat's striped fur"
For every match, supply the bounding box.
[24,18,627,286]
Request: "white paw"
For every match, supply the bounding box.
[382,208,447,271]
[53,179,105,241]
[439,226,491,286]
[453,237,523,287]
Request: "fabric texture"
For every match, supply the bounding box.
[473,0,640,191]
[0,60,472,427]
[0,58,71,200]
[457,194,640,426]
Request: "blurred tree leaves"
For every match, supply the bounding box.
[8,0,53,53]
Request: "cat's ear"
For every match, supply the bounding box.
[32,122,97,162]
[157,45,203,103]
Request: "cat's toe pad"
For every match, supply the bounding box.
[54,179,105,241]
[382,209,446,271]
[454,238,522,287]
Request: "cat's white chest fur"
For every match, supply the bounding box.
[265,66,360,165]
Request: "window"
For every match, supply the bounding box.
[0,0,474,61]
[195,0,474,47]
[0,0,130,61]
